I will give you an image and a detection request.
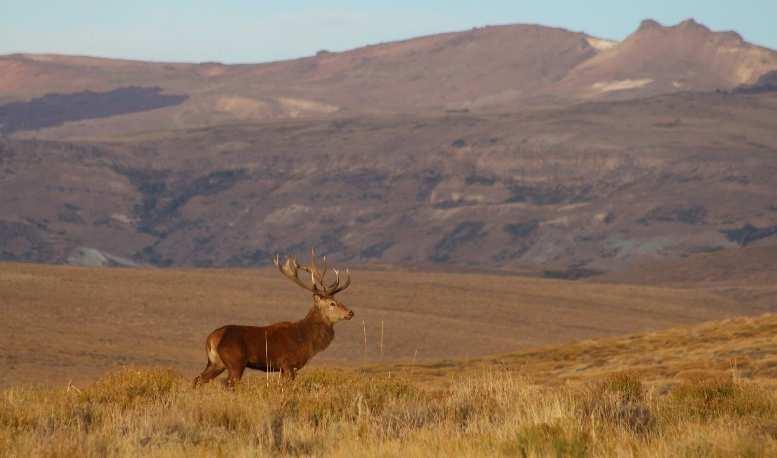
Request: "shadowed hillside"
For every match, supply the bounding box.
[0,87,187,134]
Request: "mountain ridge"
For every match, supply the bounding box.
[3,18,771,67]
[2,18,777,139]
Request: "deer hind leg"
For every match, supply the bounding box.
[193,336,227,387]
[193,361,225,387]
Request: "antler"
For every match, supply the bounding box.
[273,254,318,294]
[323,264,351,296]
[274,248,351,296]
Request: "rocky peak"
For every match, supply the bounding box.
[677,18,708,31]
[636,19,663,32]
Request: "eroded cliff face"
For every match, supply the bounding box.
[3,90,777,274]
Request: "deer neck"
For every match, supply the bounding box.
[301,308,335,354]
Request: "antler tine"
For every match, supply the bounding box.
[317,267,338,295]
[324,268,351,296]
[307,247,321,286]
[320,255,329,281]
[274,253,319,294]
[305,247,331,290]
[336,268,352,295]
[310,247,318,271]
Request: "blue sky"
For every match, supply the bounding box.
[2,1,775,63]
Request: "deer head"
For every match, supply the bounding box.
[273,248,354,323]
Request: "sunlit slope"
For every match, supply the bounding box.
[400,313,777,387]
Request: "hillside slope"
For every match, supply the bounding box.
[3,90,777,271]
[404,313,777,387]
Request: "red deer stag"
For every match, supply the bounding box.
[193,249,353,387]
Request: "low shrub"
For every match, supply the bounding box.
[507,422,590,458]
[577,371,655,434]
[666,374,776,421]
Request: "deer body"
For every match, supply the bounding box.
[194,250,353,387]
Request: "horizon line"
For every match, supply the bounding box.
[3,17,772,67]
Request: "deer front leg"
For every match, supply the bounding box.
[280,366,297,382]
[223,359,246,390]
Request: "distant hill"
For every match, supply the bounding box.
[1,19,776,138]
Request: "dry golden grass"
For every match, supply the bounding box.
[3,263,777,457]
[3,362,777,457]
[0,262,757,388]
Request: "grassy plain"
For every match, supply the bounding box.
[0,262,759,387]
